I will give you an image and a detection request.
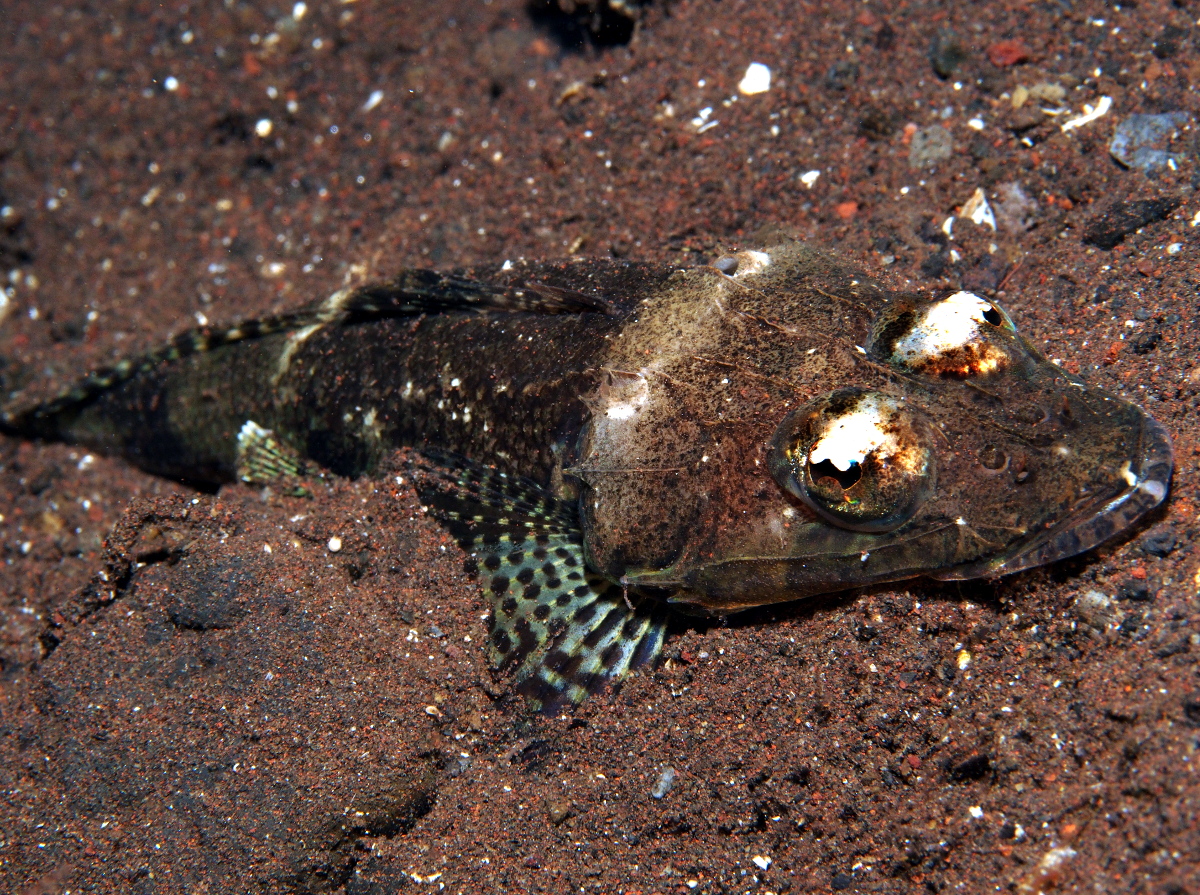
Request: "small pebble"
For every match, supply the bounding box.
[738,62,771,96]
[1071,589,1121,629]
[1109,112,1191,175]
[651,766,677,799]
[545,798,573,825]
[1141,524,1178,558]
[908,125,954,169]
[929,28,967,78]
[327,536,342,552]
[1117,577,1152,602]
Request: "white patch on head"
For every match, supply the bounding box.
[603,372,650,421]
[892,291,994,367]
[808,394,901,472]
[735,250,771,276]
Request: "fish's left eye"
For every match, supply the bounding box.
[767,388,936,532]
[868,291,1015,378]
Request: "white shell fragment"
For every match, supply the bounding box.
[1061,95,1112,132]
[800,170,821,188]
[738,62,772,96]
[960,187,996,230]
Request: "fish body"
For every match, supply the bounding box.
[1,243,1173,709]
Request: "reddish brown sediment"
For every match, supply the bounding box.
[1,0,1197,891]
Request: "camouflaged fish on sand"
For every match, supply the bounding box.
[1,243,1172,711]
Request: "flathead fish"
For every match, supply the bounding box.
[1,243,1172,710]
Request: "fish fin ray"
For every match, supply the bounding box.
[409,450,665,713]
[235,420,318,485]
[347,270,610,318]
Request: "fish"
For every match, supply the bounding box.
[0,241,1173,711]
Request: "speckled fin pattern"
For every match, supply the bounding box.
[411,451,666,714]
[235,420,314,483]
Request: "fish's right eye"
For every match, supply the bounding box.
[767,388,936,532]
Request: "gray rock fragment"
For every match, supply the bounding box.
[652,766,677,799]
[1109,113,1192,175]
[1071,589,1123,630]
[909,126,954,169]
[992,182,1039,233]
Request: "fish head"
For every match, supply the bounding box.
[575,244,1172,612]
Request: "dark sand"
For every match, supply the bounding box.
[1,0,1197,891]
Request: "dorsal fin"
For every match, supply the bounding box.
[1,269,611,436]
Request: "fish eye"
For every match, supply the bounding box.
[868,291,1015,378]
[767,388,936,532]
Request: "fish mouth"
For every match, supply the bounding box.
[934,412,1174,581]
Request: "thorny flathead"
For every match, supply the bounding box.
[1,243,1173,711]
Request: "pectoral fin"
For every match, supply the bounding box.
[411,451,666,713]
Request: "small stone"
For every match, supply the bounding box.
[1183,700,1200,727]
[992,182,1039,233]
[1028,82,1067,104]
[651,766,677,799]
[929,28,967,78]
[832,871,854,890]
[987,40,1029,67]
[1128,330,1161,355]
[1117,577,1152,602]
[947,752,991,782]
[1082,197,1179,250]
[1071,589,1121,629]
[1152,25,1186,60]
[1140,524,1178,558]
[1109,113,1191,175]
[545,798,574,825]
[738,62,771,96]
[327,536,342,552]
[909,125,954,169]
[824,60,859,91]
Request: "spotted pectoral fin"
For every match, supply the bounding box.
[235,420,322,494]
[410,451,666,713]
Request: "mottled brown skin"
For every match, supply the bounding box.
[576,246,1170,610]
[10,244,1171,614]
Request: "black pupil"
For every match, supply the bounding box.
[981,306,1002,326]
[809,458,862,490]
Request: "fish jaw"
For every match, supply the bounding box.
[931,410,1173,581]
